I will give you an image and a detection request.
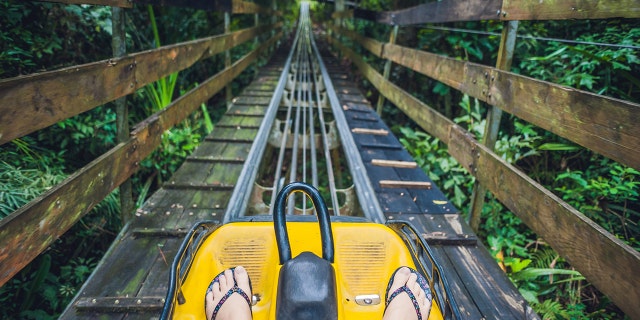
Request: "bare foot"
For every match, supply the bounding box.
[383,267,431,320]
[205,266,253,320]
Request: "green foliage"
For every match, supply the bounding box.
[555,160,640,249]
[397,126,473,208]
[517,22,640,102]
[0,1,112,77]
[0,142,120,318]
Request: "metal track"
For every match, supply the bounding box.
[224,2,384,222]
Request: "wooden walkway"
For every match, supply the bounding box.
[60,40,536,319]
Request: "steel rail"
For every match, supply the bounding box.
[222,9,302,223]
[308,10,386,223]
[226,1,384,221]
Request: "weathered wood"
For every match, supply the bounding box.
[339,0,640,25]
[374,0,502,25]
[329,26,384,56]
[131,30,283,158]
[0,31,282,288]
[502,0,640,20]
[335,29,640,171]
[33,0,133,7]
[379,180,432,189]
[0,141,138,287]
[487,69,640,171]
[392,214,535,319]
[448,125,640,319]
[371,159,417,169]
[351,127,389,135]
[0,23,280,145]
[328,36,454,144]
[131,0,231,11]
[232,0,281,15]
[75,297,165,312]
[330,33,640,317]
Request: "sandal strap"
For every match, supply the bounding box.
[211,286,251,320]
[385,285,423,320]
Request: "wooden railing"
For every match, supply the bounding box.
[328,0,640,318]
[0,0,282,287]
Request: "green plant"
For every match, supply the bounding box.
[397,126,474,208]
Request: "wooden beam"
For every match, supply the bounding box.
[132,0,232,12]
[380,180,432,189]
[330,34,640,318]
[330,26,384,57]
[375,0,502,25]
[0,23,280,145]
[233,0,281,15]
[334,28,640,171]
[342,0,640,25]
[328,36,453,144]
[501,0,640,20]
[33,0,133,7]
[75,296,164,312]
[0,31,283,287]
[448,125,640,320]
[371,159,417,168]
[351,128,388,135]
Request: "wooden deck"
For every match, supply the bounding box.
[60,41,537,319]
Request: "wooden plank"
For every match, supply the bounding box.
[379,180,432,189]
[397,214,531,318]
[0,23,280,145]
[371,159,417,168]
[502,0,640,20]
[132,0,281,14]
[447,125,640,319]
[340,0,639,25]
[328,36,454,144]
[331,33,640,316]
[374,0,501,25]
[328,26,384,57]
[351,127,389,135]
[0,31,283,287]
[132,30,283,157]
[232,0,281,15]
[336,30,640,171]
[75,297,164,313]
[33,0,133,7]
[131,0,232,11]
[487,69,640,171]
[0,141,138,287]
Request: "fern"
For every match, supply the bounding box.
[535,299,570,320]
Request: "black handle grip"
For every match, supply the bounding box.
[274,182,335,264]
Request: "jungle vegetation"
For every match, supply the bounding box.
[0,0,638,318]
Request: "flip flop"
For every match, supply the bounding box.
[205,267,253,320]
[384,266,432,320]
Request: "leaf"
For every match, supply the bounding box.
[538,142,581,151]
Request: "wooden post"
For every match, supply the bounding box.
[334,0,345,25]
[254,12,259,78]
[334,0,345,58]
[225,12,232,109]
[111,6,133,225]
[271,0,277,53]
[468,20,519,231]
[376,25,399,115]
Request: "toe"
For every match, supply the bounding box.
[393,267,411,288]
[234,266,252,297]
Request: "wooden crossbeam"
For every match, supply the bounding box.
[75,297,164,312]
[379,180,432,189]
[371,159,417,168]
[351,127,389,135]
